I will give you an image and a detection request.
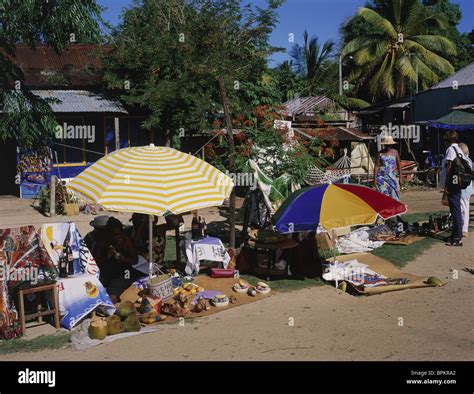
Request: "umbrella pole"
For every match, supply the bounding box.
[331,229,338,288]
[149,214,153,279]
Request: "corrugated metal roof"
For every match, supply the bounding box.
[293,127,373,141]
[31,90,128,113]
[387,101,410,108]
[281,96,337,117]
[451,103,474,110]
[430,62,474,90]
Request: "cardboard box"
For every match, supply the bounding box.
[64,203,79,216]
[315,232,335,250]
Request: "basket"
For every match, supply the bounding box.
[147,270,173,301]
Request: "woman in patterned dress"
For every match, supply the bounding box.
[374,136,402,201]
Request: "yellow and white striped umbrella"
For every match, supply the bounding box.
[68,144,234,215]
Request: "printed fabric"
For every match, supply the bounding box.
[0,226,57,339]
[376,153,400,200]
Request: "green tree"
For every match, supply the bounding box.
[341,0,459,101]
[288,31,369,110]
[206,106,331,185]
[422,0,474,70]
[290,30,336,96]
[101,0,283,147]
[0,0,104,145]
[269,61,305,103]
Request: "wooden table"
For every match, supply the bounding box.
[18,283,60,336]
[248,238,298,280]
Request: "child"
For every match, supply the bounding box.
[459,143,473,236]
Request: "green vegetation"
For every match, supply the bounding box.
[371,211,449,267]
[0,0,104,145]
[0,333,71,355]
[341,0,457,101]
[290,30,336,96]
[101,0,284,147]
[240,274,324,292]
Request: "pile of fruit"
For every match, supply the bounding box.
[232,279,250,293]
[233,279,271,296]
[255,281,271,294]
[173,282,204,297]
[88,301,168,340]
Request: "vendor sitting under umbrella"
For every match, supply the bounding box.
[94,217,144,303]
[125,212,182,267]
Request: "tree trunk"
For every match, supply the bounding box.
[218,77,236,248]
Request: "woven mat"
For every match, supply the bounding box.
[120,276,272,323]
[384,234,427,245]
[330,253,433,296]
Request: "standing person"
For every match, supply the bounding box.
[458,143,473,236]
[374,135,402,201]
[443,131,467,246]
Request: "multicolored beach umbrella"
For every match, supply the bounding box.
[272,184,407,233]
[68,144,234,216]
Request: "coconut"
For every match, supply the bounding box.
[116,301,137,319]
[123,315,141,332]
[107,317,125,335]
[88,318,107,340]
[426,276,443,287]
[338,281,348,292]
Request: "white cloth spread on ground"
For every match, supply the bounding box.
[336,227,385,254]
[132,254,161,275]
[57,273,115,330]
[322,259,387,287]
[184,234,230,276]
[70,318,159,350]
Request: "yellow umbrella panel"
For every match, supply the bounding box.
[68,145,234,215]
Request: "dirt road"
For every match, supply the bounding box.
[2,226,473,361]
[0,189,472,361]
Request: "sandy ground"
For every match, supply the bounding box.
[0,189,472,361]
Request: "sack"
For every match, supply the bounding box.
[448,146,472,189]
[210,268,237,278]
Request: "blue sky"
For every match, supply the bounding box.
[98,0,474,66]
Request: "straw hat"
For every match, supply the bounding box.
[380,135,396,145]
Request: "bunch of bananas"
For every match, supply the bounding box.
[140,311,168,324]
[173,282,204,297]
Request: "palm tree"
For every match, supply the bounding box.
[290,31,335,95]
[342,0,457,101]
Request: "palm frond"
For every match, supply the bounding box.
[357,7,397,39]
[405,40,455,75]
[342,35,385,57]
[332,94,371,110]
[410,35,457,56]
[412,56,439,85]
[395,54,417,81]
